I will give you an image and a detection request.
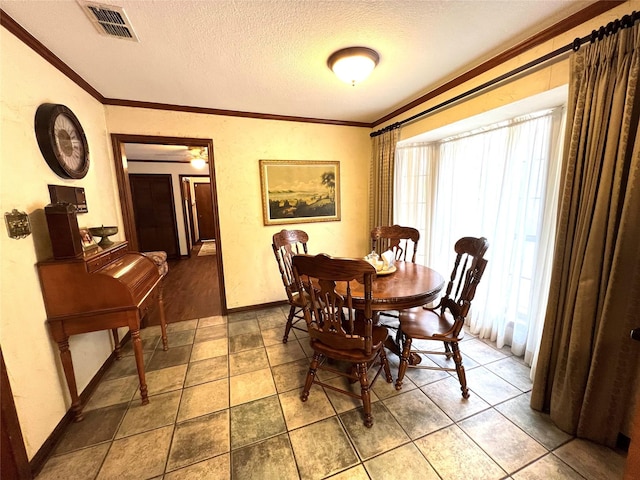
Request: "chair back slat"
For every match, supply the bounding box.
[439,237,489,336]
[371,225,420,263]
[293,253,376,355]
[272,229,309,301]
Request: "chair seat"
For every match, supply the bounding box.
[398,307,463,341]
[309,325,388,363]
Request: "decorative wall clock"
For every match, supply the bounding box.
[35,103,90,179]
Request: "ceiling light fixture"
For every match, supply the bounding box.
[327,47,379,86]
[189,147,207,169]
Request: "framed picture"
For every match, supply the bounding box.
[260,160,341,225]
[79,227,98,251]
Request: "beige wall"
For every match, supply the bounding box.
[105,107,372,309]
[0,29,124,458]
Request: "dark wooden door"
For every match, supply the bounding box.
[129,174,180,258]
[194,182,215,241]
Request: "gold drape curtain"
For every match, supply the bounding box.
[369,128,400,231]
[531,23,640,447]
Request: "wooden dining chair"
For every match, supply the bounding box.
[292,253,393,427]
[271,229,310,343]
[370,225,420,263]
[371,225,420,323]
[395,236,489,398]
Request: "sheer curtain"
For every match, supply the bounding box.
[395,107,565,368]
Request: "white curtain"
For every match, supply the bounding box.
[394,107,565,369]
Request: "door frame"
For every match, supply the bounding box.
[110,134,227,314]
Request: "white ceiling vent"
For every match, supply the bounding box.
[79,1,139,41]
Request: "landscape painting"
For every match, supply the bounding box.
[260,160,341,225]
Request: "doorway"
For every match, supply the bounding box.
[110,134,227,315]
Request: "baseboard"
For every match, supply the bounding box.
[226,300,287,314]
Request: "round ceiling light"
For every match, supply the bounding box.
[327,47,379,86]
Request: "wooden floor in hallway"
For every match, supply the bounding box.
[148,243,222,325]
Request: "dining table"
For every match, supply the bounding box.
[338,261,445,361]
[346,261,444,312]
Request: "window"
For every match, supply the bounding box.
[394,102,565,368]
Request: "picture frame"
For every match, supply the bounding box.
[79,227,98,251]
[260,160,341,225]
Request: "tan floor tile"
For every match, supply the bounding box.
[512,453,585,479]
[198,315,226,328]
[459,409,547,473]
[279,387,335,430]
[167,410,230,471]
[184,355,228,387]
[230,396,286,449]
[495,393,572,450]
[164,453,230,479]
[229,347,269,376]
[167,320,198,332]
[365,443,440,480]
[177,378,229,421]
[322,375,381,414]
[465,366,522,405]
[116,390,181,438]
[143,364,188,396]
[228,332,264,354]
[328,464,369,480]
[460,338,508,364]
[84,375,139,411]
[421,376,490,421]
[484,356,534,391]
[194,324,228,343]
[415,425,506,480]
[140,324,164,340]
[167,329,196,347]
[383,388,452,439]
[97,426,173,480]
[191,338,228,361]
[228,319,260,336]
[257,311,287,330]
[266,340,307,366]
[36,443,110,480]
[229,367,276,406]
[261,326,286,346]
[289,417,359,480]
[231,434,298,479]
[554,438,626,480]
[271,358,310,393]
[340,402,409,460]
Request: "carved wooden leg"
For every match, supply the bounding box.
[358,363,373,427]
[131,328,149,405]
[57,339,84,422]
[158,284,169,351]
[378,347,393,383]
[282,304,296,343]
[111,328,122,359]
[301,353,320,401]
[395,336,412,391]
[443,341,453,358]
[451,342,469,399]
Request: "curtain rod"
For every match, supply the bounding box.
[371,11,640,138]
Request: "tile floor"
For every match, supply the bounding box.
[35,306,628,479]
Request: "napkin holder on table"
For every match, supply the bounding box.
[381,249,396,270]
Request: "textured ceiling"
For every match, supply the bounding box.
[2,0,595,124]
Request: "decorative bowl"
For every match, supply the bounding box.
[89,226,118,247]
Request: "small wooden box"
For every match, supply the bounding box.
[45,203,83,259]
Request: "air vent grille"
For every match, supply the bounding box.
[79,1,139,41]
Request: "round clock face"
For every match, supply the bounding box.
[35,104,90,179]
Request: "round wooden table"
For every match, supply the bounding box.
[347,261,445,311]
